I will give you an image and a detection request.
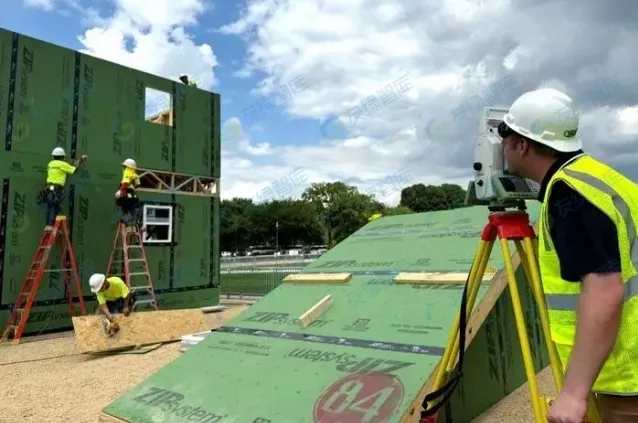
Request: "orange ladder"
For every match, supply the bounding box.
[106,223,158,311]
[1,216,87,344]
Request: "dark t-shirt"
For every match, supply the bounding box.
[539,151,621,282]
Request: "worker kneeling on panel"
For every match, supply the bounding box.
[115,158,142,227]
[89,273,136,335]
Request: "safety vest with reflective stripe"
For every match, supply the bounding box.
[538,154,638,394]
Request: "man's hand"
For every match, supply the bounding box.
[547,392,588,423]
[80,154,88,162]
[123,307,130,317]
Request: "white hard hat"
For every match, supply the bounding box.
[89,273,106,293]
[502,88,582,153]
[52,147,66,156]
[122,158,137,168]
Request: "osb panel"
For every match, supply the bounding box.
[72,309,208,354]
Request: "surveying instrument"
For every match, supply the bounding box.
[419,107,602,422]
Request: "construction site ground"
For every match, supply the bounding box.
[3,204,556,422]
[0,304,556,423]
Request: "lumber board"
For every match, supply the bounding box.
[394,270,497,284]
[282,272,352,283]
[99,412,130,422]
[72,309,208,354]
[297,294,333,328]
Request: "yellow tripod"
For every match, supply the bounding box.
[420,210,602,422]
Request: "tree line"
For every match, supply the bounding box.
[221,181,468,253]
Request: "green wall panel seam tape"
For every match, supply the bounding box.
[68,51,81,242]
[4,32,18,152]
[214,94,219,288]
[169,81,177,290]
[0,33,18,305]
[0,179,9,305]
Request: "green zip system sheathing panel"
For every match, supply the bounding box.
[0,28,221,334]
[103,203,550,423]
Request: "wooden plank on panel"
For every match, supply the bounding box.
[298,295,333,328]
[283,272,352,283]
[394,270,496,284]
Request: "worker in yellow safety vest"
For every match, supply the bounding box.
[115,158,142,227]
[499,87,638,422]
[179,74,197,87]
[40,147,88,230]
[89,273,136,335]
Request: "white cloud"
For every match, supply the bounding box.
[217,0,638,205]
[23,0,55,10]
[48,0,638,206]
[77,0,218,90]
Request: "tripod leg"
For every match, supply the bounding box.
[429,239,493,396]
[445,239,495,373]
[498,237,545,422]
[517,238,603,423]
[515,239,564,390]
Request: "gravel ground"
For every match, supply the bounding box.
[0,305,555,423]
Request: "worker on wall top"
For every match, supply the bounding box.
[179,74,197,87]
[115,158,142,229]
[39,147,88,230]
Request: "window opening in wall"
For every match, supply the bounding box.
[145,87,172,126]
[142,204,173,244]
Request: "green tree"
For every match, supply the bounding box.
[220,198,255,252]
[400,183,467,212]
[301,181,377,248]
[249,199,322,248]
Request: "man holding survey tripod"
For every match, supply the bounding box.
[499,88,638,422]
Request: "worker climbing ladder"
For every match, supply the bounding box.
[106,222,158,311]
[1,216,87,344]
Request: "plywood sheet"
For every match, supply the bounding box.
[72,309,208,354]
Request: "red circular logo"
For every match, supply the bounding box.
[313,372,404,423]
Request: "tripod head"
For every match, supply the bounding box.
[464,106,540,212]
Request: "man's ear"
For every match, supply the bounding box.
[519,137,533,156]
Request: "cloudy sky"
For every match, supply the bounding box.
[2,0,637,205]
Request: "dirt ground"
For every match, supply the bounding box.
[0,304,555,423]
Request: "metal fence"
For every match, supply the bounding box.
[220,253,322,267]
[219,254,321,296]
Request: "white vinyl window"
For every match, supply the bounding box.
[142,204,173,244]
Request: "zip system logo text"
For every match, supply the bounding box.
[287,348,414,374]
[133,387,226,422]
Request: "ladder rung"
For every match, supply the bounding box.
[130,285,152,291]
[42,268,72,273]
[19,292,30,296]
[135,300,155,305]
[14,308,25,313]
[128,272,149,276]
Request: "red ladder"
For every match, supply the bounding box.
[106,223,158,311]
[1,216,87,344]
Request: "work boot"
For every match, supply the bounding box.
[43,225,53,231]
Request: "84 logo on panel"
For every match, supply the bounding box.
[313,372,404,423]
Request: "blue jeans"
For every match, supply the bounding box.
[106,298,125,314]
[44,185,64,226]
